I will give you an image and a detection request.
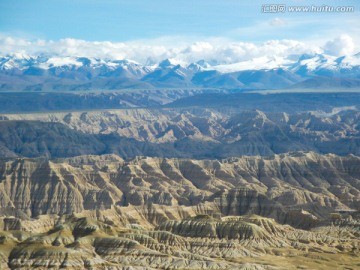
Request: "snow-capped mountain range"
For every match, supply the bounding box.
[0,52,359,91]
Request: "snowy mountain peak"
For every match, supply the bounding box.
[0,53,35,70]
[187,63,204,72]
[337,53,360,67]
[11,52,33,60]
[0,52,359,81]
[196,60,212,69]
[213,56,290,73]
[158,58,186,69]
[39,56,84,68]
[290,52,360,77]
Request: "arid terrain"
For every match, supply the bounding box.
[0,92,359,269]
[0,153,359,269]
[1,0,360,268]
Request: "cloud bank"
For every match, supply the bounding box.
[0,34,357,65]
[324,35,355,56]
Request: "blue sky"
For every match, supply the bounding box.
[0,1,359,63]
[0,0,358,42]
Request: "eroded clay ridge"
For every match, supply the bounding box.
[2,108,360,159]
[0,152,359,269]
[0,152,358,222]
[0,212,359,270]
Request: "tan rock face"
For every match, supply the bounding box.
[0,152,359,220]
[0,213,358,270]
[2,108,360,158]
[1,108,358,144]
[0,152,359,269]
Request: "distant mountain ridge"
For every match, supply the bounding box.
[2,108,360,159]
[0,52,359,91]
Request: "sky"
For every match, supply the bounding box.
[0,0,359,63]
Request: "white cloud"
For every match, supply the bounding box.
[0,34,356,66]
[324,35,355,56]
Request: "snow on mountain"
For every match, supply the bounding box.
[1,52,359,75]
[290,53,360,77]
[157,58,188,69]
[336,54,360,69]
[38,56,84,69]
[196,60,212,69]
[187,63,205,72]
[213,56,292,73]
[0,52,34,70]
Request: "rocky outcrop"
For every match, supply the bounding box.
[0,214,358,270]
[2,108,360,158]
[0,153,358,224]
